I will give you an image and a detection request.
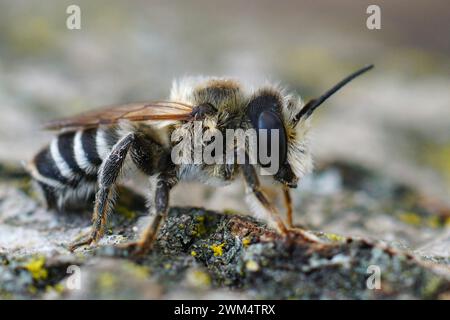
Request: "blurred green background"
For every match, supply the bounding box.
[0,0,449,205]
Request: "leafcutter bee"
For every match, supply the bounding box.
[27,65,373,254]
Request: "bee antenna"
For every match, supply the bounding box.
[294,64,374,123]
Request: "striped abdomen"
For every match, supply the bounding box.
[29,127,119,209]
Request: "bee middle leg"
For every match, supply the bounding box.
[119,170,178,255]
[69,133,136,251]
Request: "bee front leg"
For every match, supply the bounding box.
[282,185,294,228]
[282,186,309,230]
[69,133,135,251]
[242,164,289,235]
[242,164,319,243]
[120,170,178,256]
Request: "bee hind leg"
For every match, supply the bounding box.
[69,133,136,252]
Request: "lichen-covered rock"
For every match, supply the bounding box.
[146,207,450,299]
[0,162,450,299]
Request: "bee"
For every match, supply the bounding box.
[27,65,373,254]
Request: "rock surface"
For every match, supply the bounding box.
[1,162,449,300]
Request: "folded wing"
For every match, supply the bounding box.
[44,101,194,130]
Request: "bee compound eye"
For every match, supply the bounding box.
[256,111,287,168]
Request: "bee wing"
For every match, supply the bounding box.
[43,101,194,130]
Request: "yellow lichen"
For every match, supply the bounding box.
[98,272,117,290]
[223,208,239,215]
[186,269,211,288]
[399,212,422,226]
[426,216,441,229]
[242,237,251,248]
[423,276,443,298]
[210,243,225,257]
[124,261,150,279]
[116,205,136,220]
[0,291,13,300]
[45,283,65,294]
[25,256,48,281]
[324,233,345,242]
[54,283,65,293]
[8,16,56,54]
[245,260,260,272]
[28,285,38,295]
[192,216,207,237]
[421,144,450,192]
[164,263,172,270]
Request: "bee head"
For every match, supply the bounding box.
[246,88,303,188]
[246,65,373,188]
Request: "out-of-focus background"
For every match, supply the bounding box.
[0,1,449,253]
